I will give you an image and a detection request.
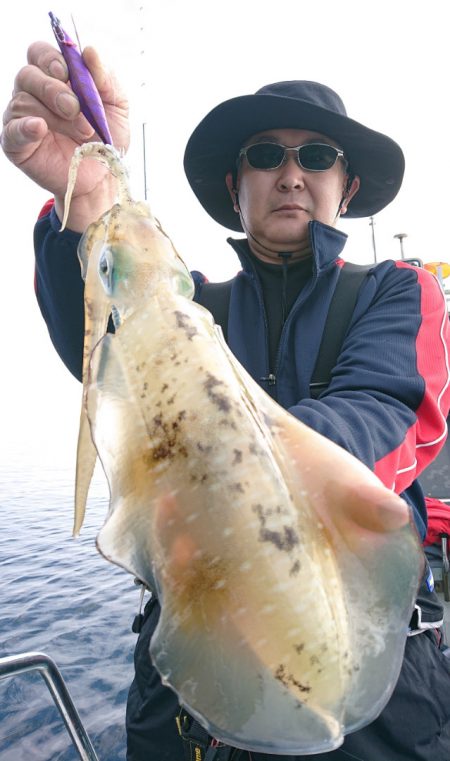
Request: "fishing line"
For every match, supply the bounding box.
[138,4,149,200]
[70,14,82,50]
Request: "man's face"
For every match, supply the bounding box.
[226,128,359,262]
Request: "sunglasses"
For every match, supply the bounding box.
[238,142,347,172]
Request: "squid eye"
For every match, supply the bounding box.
[98,247,114,293]
[99,255,109,275]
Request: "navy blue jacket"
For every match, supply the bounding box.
[34,204,450,539]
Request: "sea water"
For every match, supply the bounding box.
[0,459,140,761]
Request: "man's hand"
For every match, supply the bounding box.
[1,42,130,232]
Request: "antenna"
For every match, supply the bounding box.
[393,233,407,260]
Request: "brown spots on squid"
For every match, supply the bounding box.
[175,310,198,340]
[143,410,189,464]
[153,413,164,428]
[232,449,243,465]
[190,473,209,485]
[197,442,213,455]
[169,349,183,368]
[264,526,299,552]
[252,504,300,552]
[309,655,323,674]
[203,373,232,413]
[275,664,311,696]
[151,442,174,462]
[219,419,237,430]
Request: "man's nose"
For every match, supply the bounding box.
[277,154,305,191]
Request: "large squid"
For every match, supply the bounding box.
[63,142,423,754]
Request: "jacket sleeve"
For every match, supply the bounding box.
[291,261,450,501]
[34,204,84,381]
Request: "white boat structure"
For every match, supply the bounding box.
[0,652,99,760]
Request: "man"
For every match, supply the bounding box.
[2,43,450,761]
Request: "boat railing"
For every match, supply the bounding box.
[0,651,100,761]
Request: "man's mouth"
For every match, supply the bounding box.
[273,204,306,213]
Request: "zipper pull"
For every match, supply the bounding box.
[204,739,224,760]
[132,579,146,633]
[260,373,276,385]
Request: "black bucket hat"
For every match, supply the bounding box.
[183,80,405,232]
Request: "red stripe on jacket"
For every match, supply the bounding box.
[38,198,55,219]
[374,263,450,492]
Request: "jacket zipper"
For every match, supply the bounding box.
[241,264,274,391]
[270,270,319,390]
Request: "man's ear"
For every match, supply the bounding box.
[225,172,240,212]
[340,175,360,215]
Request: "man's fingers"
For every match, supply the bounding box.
[25,42,129,150]
[14,65,80,120]
[1,116,47,158]
[27,41,69,82]
[82,46,129,112]
[82,47,109,93]
[4,90,94,142]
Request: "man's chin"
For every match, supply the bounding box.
[269,218,311,242]
[268,232,311,254]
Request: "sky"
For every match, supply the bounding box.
[1,0,449,472]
